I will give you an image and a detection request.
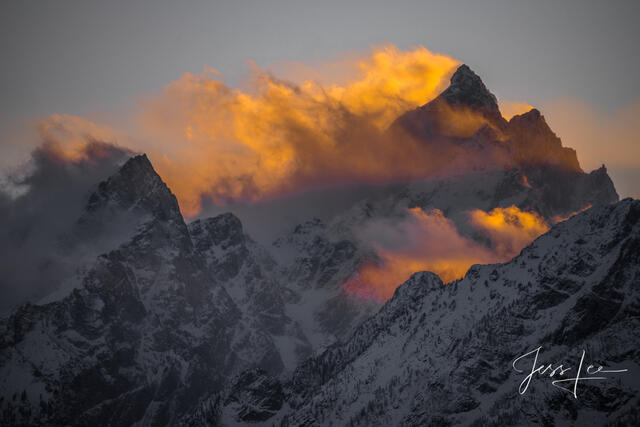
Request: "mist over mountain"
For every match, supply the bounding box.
[0,65,634,427]
[0,140,133,312]
[273,198,640,426]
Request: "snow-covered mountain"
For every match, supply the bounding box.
[188,214,312,370]
[0,156,293,425]
[200,198,640,426]
[0,65,629,426]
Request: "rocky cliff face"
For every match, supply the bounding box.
[394,64,506,139]
[383,64,617,232]
[0,66,628,426]
[438,64,506,127]
[247,199,639,426]
[0,156,288,426]
[393,65,587,176]
[0,154,630,426]
[188,214,312,370]
[506,108,581,171]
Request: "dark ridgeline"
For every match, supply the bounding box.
[276,198,640,426]
[393,65,617,216]
[0,67,631,427]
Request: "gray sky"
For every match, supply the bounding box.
[1,0,639,196]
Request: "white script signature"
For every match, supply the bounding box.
[512,346,628,399]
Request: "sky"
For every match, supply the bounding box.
[1,0,639,197]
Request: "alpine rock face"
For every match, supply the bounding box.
[259,64,618,351]
[187,214,312,370]
[0,156,295,425]
[210,199,640,426]
[0,65,631,427]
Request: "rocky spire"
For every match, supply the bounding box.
[506,109,583,172]
[392,64,507,139]
[85,154,183,222]
[439,64,502,120]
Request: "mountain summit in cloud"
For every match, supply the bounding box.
[393,64,586,177]
[0,58,632,426]
[440,64,504,123]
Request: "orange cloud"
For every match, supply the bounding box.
[469,205,549,258]
[138,45,461,216]
[344,206,550,301]
[36,114,124,164]
[26,48,555,219]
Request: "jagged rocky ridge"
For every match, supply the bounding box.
[0,156,296,425]
[394,64,586,174]
[199,199,640,426]
[0,65,626,426]
[0,155,628,426]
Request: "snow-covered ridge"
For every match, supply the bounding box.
[269,199,640,426]
[0,64,628,426]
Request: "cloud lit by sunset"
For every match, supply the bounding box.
[1,3,637,424]
[36,114,125,164]
[138,45,460,216]
[344,206,551,301]
[469,205,550,258]
[0,43,622,306]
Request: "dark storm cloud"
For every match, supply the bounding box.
[0,137,133,312]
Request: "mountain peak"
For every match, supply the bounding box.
[506,108,551,137]
[392,64,506,139]
[85,153,182,222]
[121,153,154,174]
[450,64,478,84]
[439,64,501,118]
[508,107,541,124]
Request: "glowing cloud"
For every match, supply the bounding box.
[344,206,550,301]
[344,208,494,301]
[36,114,124,164]
[469,205,549,258]
[139,45,460,216]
